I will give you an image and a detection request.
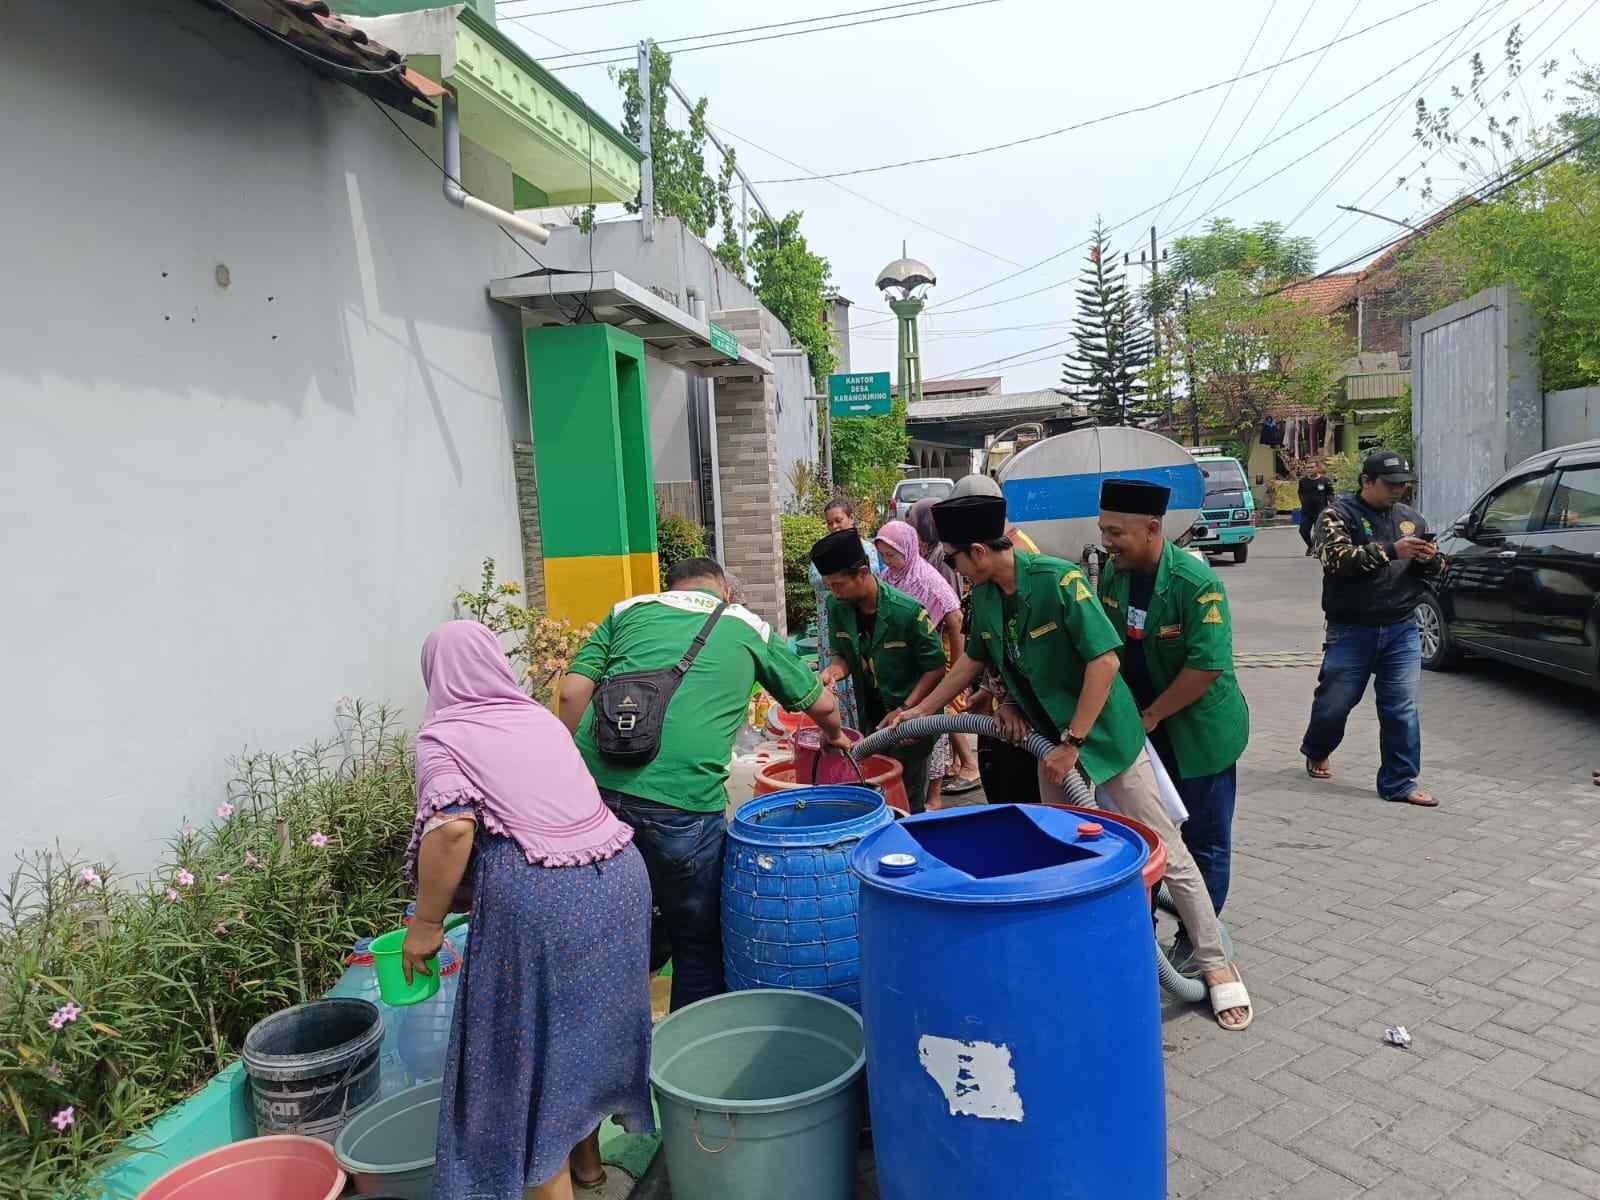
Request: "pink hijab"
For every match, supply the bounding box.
[404,621,631,880]
[875,520,959,627]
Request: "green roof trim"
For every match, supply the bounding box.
[458,8,641,165]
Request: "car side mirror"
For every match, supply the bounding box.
[1451,516,1474,540]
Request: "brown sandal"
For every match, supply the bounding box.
[571,1168,608,1191]
[1305,758,1332,780]
[1386,790,1438,807]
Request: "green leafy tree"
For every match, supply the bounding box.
[1401,160,1600,390]
[747,211,838,386]
[829,392,907,518]
[614,46,739,265]
[1152,218,1317,310]
[1554,58,1600,172]
[1152,245,1350,462]
[1062,219,1153,426]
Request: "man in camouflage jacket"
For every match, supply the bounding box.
[1301,450,1445,808]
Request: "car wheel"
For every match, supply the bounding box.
[1415,593,1459,670]
[1232,544,1249,564]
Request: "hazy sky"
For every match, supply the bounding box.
[497,0,1599,391]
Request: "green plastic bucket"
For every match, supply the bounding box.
[333,1079,439,1199]
[369,914,469,1008]
[650,989,864,1200]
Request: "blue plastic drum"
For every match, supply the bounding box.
[722,785,894,1011]
[851,804,1165,1199]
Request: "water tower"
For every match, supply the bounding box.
[875,244,936,406]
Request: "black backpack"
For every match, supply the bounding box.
[591,601,727,766]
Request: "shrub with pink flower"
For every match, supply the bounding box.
[77,868,100,886]
[216,802,235,819]
[51,1107,74,1133]
[176,870,195,887]
[214,873,231,883]
[164,888,179,902]
[48,1003,81,1031]
[243,852,260,867]
[308,832,330,849]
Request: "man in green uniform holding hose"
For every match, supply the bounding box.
[888,494,1250,1031]
[812,528,949,813]
[1097,478,1249,973]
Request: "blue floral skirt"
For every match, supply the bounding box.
[432,835,655,1198]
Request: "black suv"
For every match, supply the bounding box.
[1417,439,1600,689]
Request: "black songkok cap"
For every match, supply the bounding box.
[1100,478,1171,517]
[810,529,869,575]
[932,495,1008,547]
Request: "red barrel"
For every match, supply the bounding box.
[755,755,909,816]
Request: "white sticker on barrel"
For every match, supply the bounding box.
[917,1035,1023,1122]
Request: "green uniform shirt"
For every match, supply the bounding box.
[568,589,822,812]
[966,551,1146,785]
[1098,540,1250,779]
[825,580,947,731]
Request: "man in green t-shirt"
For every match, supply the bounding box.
[811,528,949,813]
[889,495,1250,1031]
[559,557,848,1011]
[1098,477,1249,972]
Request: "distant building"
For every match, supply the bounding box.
[906,382,1090,477]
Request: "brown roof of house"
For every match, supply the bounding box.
[895,375,1002,397]
[208,0,439,122]
[1281,271,1360,314]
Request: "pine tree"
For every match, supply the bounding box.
[1062,218,1154,426]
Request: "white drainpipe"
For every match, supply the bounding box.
[442,93,550,245]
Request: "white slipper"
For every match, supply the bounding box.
[1209,967,1252,1032]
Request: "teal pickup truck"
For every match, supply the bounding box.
[1188,455,1257,564]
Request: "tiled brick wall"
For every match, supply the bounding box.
[512,441,545,608]
[711,307,786,637]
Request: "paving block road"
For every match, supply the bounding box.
[1159,526,1600,1199]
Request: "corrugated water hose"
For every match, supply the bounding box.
[852,714,1213,1002]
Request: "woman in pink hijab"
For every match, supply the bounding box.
[874,520,975,808]
[402,621,653,1199]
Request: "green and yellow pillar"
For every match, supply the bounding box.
[525,324,657,626]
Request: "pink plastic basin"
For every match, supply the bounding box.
[792,726,865,786]
[137,1135,346,1200]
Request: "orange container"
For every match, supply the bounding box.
[1039,802,1167,900]
[754,754,909,816]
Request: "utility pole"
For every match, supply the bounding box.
[1149,225,1171,431]
[637,40,654,242]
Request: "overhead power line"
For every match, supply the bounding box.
[1152,0,1281,231]
[1313,0,1588,251]
[1287,0,1511,233]
[545,0,1001,71]
[496,0,643,15]
[1174,0,1317,228]
[749,0,1447,182]
[537,0,952,60]
[925,337,1075,381]
[1263,120,1600,299]
[855,0,1553,328]
[707,121,1027,268]
[1200,0,1368,219]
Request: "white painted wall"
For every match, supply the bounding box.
[2,0,533,870]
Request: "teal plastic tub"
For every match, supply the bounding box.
[333,1079,439,1198]
[650,989,864,1200]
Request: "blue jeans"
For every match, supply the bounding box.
[1172,764,1236,917]
[1300,619,1423,801]
[600,789,726,1012]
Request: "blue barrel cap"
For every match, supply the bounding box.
[849,803,1146,905]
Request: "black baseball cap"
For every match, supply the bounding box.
[1361,449,1415,484]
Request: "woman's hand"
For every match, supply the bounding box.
[401,919,444,985]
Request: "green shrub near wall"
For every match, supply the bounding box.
[656,501,708,589]
[781,513,827,633]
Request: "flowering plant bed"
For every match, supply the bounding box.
[0,703,417,1200]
